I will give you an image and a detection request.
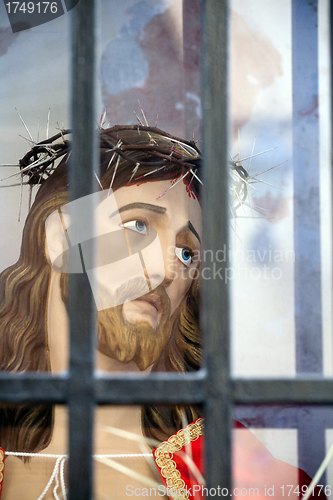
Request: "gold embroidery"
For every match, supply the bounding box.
[0,448,4,484]
[154,418,204,500]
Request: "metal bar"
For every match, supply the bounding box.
[201,0,231,493]
[96,372,206,403]
[233,378,333,404]
[0,375,68,402]
[292,0,322,374]
[292,0,324,479]
[68,0,97,497]
[182,0,201,139]
[1,375,333,405]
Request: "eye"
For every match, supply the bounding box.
[122,220,148,235]
[175,247,193,267]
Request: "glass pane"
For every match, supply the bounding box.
[234,405,331,498]
[0,5,71,373]
[94,0,202,375]
[98,0,201,139]
[230,0,332,377]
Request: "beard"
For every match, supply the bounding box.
[96,278,175,371]
[60,273,178,371]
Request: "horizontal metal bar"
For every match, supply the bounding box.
[233,378,333,404]
[0,372,206,404]
[0,374,68,403]
[95,372,206,404]
[0,374,333,405]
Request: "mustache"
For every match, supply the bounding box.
[95,276,170,312]
[60,273,171,314]
[97,280,172,371]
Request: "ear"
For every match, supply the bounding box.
[45,209,70,271]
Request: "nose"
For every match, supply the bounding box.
[161,242,177,288]
[141,231,176,291]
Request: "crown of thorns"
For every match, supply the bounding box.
[18,125,204,186]
[3,124,251,219]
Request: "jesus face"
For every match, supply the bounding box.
[96,179,202,370]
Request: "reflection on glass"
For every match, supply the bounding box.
[234,405,332,499]
[230,0,332,379]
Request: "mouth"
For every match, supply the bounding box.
[122,293,162,329]
[130,293,162,315]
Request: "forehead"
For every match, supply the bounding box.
[113,179,202,237]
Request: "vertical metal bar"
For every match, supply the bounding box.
[183,0,201,140]
[201,0,231,493]
[68,0,97,498]
[292,0,324,481]
[292,0,322,374]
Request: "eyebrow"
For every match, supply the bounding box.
[109,202,167,218]
[187,221,201,244]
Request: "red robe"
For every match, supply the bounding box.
[153,418,326,500]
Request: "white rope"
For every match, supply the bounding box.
[52,456,67,500]
[37,456,62,500]
[94,453,152,458]
[52,458,61,500]
[59,457,67,500]
[5,451,152,458]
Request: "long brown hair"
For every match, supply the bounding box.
[0,126,202,453]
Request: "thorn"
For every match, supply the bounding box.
[134,164,166,181]
[156,171,190,200]
[99,105,108,128]
[128,162,141,183]
[107,140,122,169]
[249,178,283,190]
[46,108,50,140]
[236,147,277,164]
[16,108,33,141]
[247,136,256,174]
[133,110,144,126]
[189,169,203,185]
[19,134,36,145]
[0,182,29,188]
[94,172,103,190]
[247,160,288,178]
[138,100,149,126]
[108,154,120,195]
[241,201,270,214]
[37,118,40,143]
